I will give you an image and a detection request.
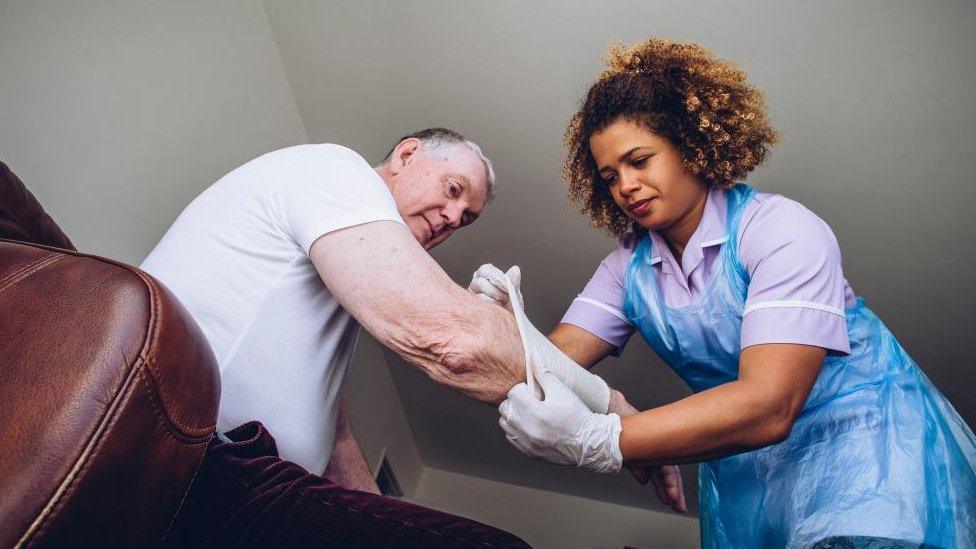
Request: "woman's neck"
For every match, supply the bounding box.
[662,191,708,263]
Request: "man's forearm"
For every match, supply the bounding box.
[355,268,526,405]
[310,221,525,405]
[324,399,380,494]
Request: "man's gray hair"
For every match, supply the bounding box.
[381,128,497,201]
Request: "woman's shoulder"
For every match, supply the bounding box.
[593,232,645,283]
[739,189,834,237]
[736,187,841,262]
[743,188,808,216]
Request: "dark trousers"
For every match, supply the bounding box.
[166,422,530,548]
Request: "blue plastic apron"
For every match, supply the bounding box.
[622,184,976,548]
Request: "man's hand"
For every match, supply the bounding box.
[609,390,687,513]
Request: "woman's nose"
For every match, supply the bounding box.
[618,171,641,195]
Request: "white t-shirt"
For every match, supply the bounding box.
[141,144,404,474]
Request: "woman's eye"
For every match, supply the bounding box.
[632,156,649,167]
[602,173,617,184]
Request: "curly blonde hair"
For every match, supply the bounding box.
[564,38,778,237]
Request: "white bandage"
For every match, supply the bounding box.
[500,270,610,413]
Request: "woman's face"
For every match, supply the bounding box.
[589,118,707,234]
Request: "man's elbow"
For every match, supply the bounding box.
[388,324,475,379]
[381,304,520,404]
[422,329,516,404]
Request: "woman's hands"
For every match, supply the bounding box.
[499,370,622,473]
[500,381,687,511]
[475,263,686,512]
[469,263,522,308]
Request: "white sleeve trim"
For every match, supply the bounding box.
[573,297,633,326]
[743,300,845,318]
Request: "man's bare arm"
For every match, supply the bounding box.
[323,397,380,494]
[310,220,524,404]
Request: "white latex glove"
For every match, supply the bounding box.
[499,370,622,473]
[468,263,522,308]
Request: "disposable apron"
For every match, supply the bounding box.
[622,184,976,548]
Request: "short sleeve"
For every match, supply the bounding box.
[560,243,636,354]
[273,145,405,254]
[738,196,851,355]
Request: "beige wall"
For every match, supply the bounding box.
[0,0,308,263]
[412,467,700,549]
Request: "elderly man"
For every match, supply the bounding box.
[142,128,533,547]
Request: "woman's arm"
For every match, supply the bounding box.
[548,323,616,370]
[619,343,824,465]
[549,323,688,512]
[499,342,824,476]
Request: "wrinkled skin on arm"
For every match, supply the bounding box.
[310,220,525,405]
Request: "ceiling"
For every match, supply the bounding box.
[263,0,976,513]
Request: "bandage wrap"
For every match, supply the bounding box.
[501,274,611,413]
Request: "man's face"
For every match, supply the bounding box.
[385,140,489,249]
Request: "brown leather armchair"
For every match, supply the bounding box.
[0,160,221,547]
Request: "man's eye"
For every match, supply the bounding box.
[449,183,461,197]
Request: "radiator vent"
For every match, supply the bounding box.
[376,456,403,498]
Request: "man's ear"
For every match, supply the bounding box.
[389,137,421,175]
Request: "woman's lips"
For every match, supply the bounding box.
[629,198,653,216]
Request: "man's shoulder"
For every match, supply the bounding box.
[260,143,372,170]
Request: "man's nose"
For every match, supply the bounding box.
[443,204,463,228]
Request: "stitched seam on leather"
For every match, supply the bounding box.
[133,268,213,437]
[19,369,211,546]
[0,254,61,296]
[17,350,143,546]
[140,356,213,440]
[3,243,212,545]
[2,241,215,434]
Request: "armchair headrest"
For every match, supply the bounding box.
[0,160,75,250]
